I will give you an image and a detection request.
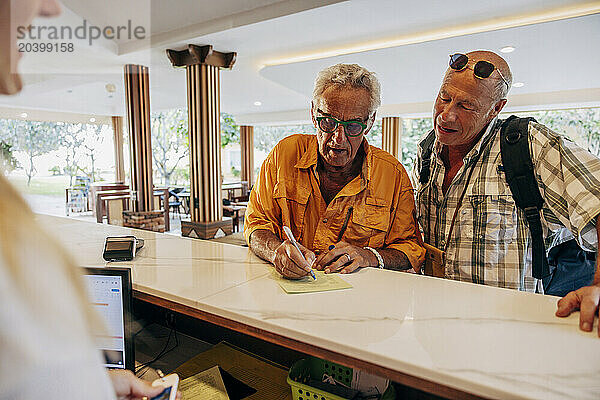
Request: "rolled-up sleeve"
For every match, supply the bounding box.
[531,122,600,251]
[244,152,281,245]
[384,168,426,269]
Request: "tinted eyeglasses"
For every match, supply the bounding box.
[315,110,369,137]
[449,53,510,88]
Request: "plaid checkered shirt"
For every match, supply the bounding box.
[413,118,600,291]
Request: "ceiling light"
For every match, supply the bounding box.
[501,46,515,53]
[105,83,116,93]
[512,82,525,88]
[89,117,96,123]
[254,101,262,106]
[20,112,28,118]
[264,3,600,66]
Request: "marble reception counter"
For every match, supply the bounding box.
[38,215,600,400]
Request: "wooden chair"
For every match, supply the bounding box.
[152,188,170,231]
[168,188,184,217]
[95,190,131,223]
[105,195,130,226]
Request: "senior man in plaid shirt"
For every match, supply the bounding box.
[414,50,600,336]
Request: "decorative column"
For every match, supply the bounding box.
[167,44,236,239]
[123,64,155,213]
[382,116,402,160]
[111,116,126,184]
[240,125,254,187]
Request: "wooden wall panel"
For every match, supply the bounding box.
[111,116,126,184]
[124,64,153,212]
[240,125,254,186]
[382,116,402,160]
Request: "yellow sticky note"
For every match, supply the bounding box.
[275,270,352,294]
[179,365,229,400]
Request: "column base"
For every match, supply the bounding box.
[181,218,233,239]
[123,210,165,233]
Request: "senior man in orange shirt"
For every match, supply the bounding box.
[244,64,425,279]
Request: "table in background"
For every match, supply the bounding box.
[223,204,246,232]
[179,192,190,215]
[222,181,249,202]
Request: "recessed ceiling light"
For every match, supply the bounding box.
[501,46,516,53]
[512,82,525,88]
[89,117,96,123]
[254,101,262,106]
[265,4,600,66]
[20,112,28,118]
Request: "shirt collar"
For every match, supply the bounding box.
[294,136,319,169]
[295,136,373,185]
[472,116,500,155]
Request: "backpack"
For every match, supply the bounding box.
[418,115,595,295]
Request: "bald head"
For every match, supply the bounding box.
[445,50,513,101]
[433,50,511,152]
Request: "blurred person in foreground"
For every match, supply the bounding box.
[244,63,425,279]
[0,0,180,398]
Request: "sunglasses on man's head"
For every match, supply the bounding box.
[315,110,369,137]
[448,53,510,88]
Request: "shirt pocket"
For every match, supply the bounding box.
[465,194,517,243]
[273,181,310,240]
[347,197,390,248]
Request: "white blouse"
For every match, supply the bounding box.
[0,199,115,399]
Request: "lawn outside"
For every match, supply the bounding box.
[7,174,71,196]
[6,174,70,216]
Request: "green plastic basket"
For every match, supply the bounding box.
[287,357,396,400]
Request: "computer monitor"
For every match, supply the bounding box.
[83,267,134,371]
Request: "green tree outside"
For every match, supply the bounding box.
[505,108,600,156]
[0,141,19,172]
[10,121,62,185]
[151,108,189,186]
[220,113,239,147]
[150,109,239,185]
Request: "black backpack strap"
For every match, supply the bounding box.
[500,115,550,279]
[418,129,436,185]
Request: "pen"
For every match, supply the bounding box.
[336,206,353,242]
[282,226,317,280]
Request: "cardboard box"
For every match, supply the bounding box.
[175,342,292,400]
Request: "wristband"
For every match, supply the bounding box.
[364,246,384,269]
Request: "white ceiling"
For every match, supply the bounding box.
[2,0,599,124]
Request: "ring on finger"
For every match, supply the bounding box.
[282,266,286,274]
[344,253,351,263]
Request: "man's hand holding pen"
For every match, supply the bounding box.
[272,240,316,280]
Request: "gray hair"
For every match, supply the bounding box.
[313,64,381,115]
[495,77,512,101]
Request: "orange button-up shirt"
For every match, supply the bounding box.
[244,134,425,269]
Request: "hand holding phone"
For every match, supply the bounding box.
[151,373,179,400]
[107,370,171,400]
